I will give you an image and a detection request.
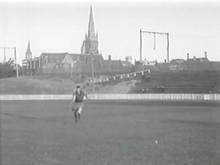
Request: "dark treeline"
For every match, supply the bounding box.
[0,63,16,78]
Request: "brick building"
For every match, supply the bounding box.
[22,6,133,76]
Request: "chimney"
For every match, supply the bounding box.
[108,55,111,61]
[125,57,128,62]
[204,51,207,58]
[187,53,189,60]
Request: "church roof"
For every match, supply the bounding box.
[69,53,103,59]
[41,52,68,57]
[68,53,104,73]
[40,52,68,63]
[41,52,68,55]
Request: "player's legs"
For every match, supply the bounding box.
[72,105,77,122]
[73,103,83,123]
[72,102,79,123]
[74,110,78,123]
[77,103,83,119]
[77,108,81,119]
[78,107,82,114]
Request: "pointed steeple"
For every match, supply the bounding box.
[88,6,96,39]
[27,40,31,53]
[81,6,99,55]
[25,40,32,60]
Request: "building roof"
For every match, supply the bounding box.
[40,52,68,63]
[39,52,133,74]
[41,52,68,56]
[187,57,209,62]
[103,60,122,67]
[68,53,104,73]
[170,59,185,64]
[121,61,133,67]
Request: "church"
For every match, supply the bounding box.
[22,6,133,76]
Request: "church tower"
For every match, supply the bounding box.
[25,40,32,60]
[81,6,99,55]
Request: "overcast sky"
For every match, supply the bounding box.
[0,0,220,63]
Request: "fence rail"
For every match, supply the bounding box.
[0,94,220,102]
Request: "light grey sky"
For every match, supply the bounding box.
[0,1,220,63]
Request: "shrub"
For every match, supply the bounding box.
[0,63,16,78]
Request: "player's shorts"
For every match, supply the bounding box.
[72,102,83,113]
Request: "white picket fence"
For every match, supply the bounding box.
[0,94,220,102]
[89,94,220,101]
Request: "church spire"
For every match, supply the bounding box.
[27,40,31,53]
[81,6,99,55]
[25,40,32,60]
[88,6,96,39]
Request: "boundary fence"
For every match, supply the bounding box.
[0,94,220,102]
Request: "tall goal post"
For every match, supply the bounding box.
[139,29,170,63]
[0,46,19,78]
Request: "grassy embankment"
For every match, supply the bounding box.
[0,75,134,94]
[131,71,220,93]
[0,76,76,94]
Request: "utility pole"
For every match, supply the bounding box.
[167,33,169,63]
[3,48,6,63]
[140,29,142,62]
[14,47,19,78]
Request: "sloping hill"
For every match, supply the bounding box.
[0,76,76,94]
[0,76,135,94]
[131,71,220,93]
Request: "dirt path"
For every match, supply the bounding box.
[96,80,137,93]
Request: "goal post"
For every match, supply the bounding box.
[0,46,19,78]
[140,29,170,63]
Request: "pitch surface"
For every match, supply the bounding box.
[1,100,220,165]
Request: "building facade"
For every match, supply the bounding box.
[22,6,134,76]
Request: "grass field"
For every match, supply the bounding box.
[1,100,220,165]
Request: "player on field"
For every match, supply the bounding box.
[72,85,87,123]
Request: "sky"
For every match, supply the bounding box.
[0,0,220,64]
